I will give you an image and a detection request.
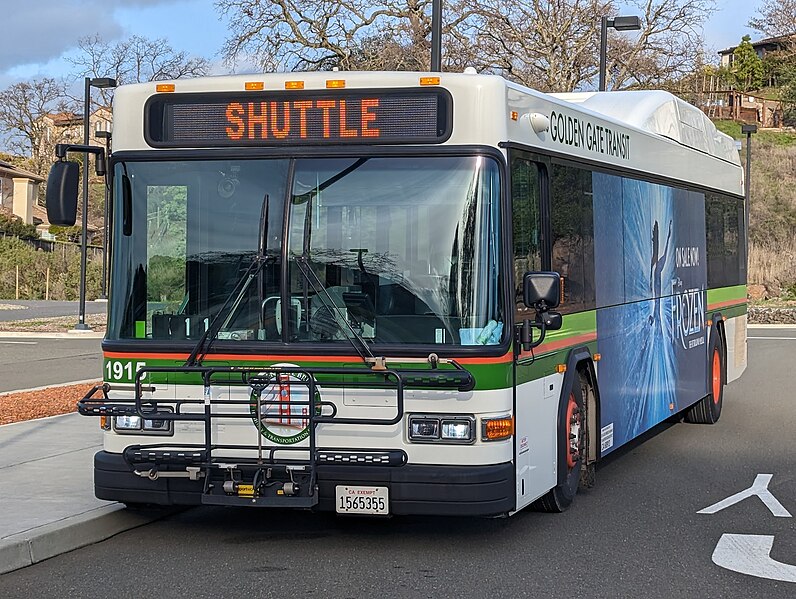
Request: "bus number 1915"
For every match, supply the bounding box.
[105,360,147,382]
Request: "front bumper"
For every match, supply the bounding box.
[95,451,515,517]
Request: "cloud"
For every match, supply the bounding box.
[0,0,183,73]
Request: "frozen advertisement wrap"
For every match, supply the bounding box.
[593,174,707,454]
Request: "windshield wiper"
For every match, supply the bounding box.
[185,194,271,367]
[293,255,375,366]
[184,254,271,367]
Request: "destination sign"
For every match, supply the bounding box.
[145,89,452,147]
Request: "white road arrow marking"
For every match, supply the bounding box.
[698,474,792,518]
[712,534,796,583]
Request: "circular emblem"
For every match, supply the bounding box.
[249,364,320,445]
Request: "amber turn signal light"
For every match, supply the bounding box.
[482,416,514,442]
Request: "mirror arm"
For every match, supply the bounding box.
[54,143,106,176]
[518,317,548,353]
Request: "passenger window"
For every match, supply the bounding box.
[550,165,595,313]
[510,155,543,323]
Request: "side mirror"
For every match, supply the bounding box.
[523,272,561,310]
[45,161,80,226]
[538,311,562,331]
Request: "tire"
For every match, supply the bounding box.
[534,371,588,513]
[685,333,724,424]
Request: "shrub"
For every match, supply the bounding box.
[0,213,39,240]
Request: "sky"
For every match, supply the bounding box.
[0,0,765,91]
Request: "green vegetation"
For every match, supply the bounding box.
[713,120,796,146]
[0,236,101,300]
[732,35,765,92]
[48,225,83,243]
[0,213,38,240]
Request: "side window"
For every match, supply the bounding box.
[550,164,595,313]
[511,155,542,321]
[706,193,745,287]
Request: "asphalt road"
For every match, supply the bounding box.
[0,328,794,598]
[0,337,102,392]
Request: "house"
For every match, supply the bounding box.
[0,160,44,225]
[718,34,796,69]
[40,106,113,153]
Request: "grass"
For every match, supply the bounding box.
[713,120,796,146]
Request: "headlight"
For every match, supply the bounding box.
[441,418,474,441]
[408,415,474,444]
[409,418,440,441]
[114,407,173,434]
[114,415,142,430]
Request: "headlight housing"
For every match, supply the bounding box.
[113,407,173,435]
[408,415,474,444]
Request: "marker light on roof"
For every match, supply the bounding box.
[528,113,550,133]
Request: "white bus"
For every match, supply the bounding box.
[47,71,747,516]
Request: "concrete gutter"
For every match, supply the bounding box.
[0,413,182,574]
[0,505,178,575]
[0,331,105,339]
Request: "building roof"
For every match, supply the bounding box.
[718,33,796,56]
[0,160,45,182]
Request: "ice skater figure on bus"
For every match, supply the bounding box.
[648,219,672,326]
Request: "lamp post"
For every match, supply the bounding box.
[599,15,641,92]
[431,0,442,72]
[741,124,757,259]
[76,76,116,330]
[94,127,112,301]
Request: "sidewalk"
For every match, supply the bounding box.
[0,413,172,574]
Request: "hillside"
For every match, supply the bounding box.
[713,122,796,300]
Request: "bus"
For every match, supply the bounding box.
[46,71,747,516]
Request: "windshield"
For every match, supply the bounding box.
[108,155,503,347]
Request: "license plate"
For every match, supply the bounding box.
[335,485,389,515]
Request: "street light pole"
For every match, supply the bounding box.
[431,0,442,72]
[598,15,642,92]
[741,124,757,260]
[599,16,609,92]
[76,77,92,330]
[95,129,112,300]
[75,77,116,331]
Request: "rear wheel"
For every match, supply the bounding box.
[535,372,588,513]
[685,334,724,424]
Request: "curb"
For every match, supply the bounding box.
[0,379,101,398]
[0,504,182,575]
[0,331,105,339]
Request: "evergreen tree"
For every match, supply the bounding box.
[732,35,764,92]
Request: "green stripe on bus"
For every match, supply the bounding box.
[718,304,747,319]
[104,356,515,391]
[707,285,747,305]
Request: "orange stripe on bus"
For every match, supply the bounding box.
[707,299,747,311]
[103,351,514,365]
[518,332,597,360]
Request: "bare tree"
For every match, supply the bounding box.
[608,0,717,90]
[455,0,613,92]
[215,0,715,92]
[66,35,210,107]
[748,0,796,39]
[459,0,716,92]
[215,0,476,71]
[0,78,74,176]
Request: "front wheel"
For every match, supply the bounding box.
[534,372,588,513]
[685,333,724,424]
